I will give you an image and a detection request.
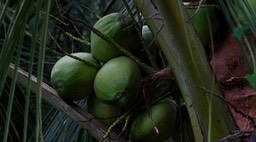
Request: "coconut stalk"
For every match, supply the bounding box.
[134,0,238,141]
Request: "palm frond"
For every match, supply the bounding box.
[43,100,96,142]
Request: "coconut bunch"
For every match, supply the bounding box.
[50,12,195,141]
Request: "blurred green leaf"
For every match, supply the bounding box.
[246,73,256,88]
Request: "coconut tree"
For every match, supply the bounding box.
[1,0,255,141]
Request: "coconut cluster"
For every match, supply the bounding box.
[50,12,190,141]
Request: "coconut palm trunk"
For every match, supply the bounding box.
[134,0,238,141]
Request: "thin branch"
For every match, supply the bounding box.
[217,130,250,142]
[48,29,100,69]
[49,21,90,46]
[195,85,255,124]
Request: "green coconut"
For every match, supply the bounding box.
[51,52,100,101]
[142,25,154,47]
[87,96,121,126]
[142,25,158,52]
[141,25,165,69]
[187,6,221,46]
[94,56,142,110]
[130,98,178,142]
[91,13,141,62]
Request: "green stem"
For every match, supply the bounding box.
[102,111,129,140]
[51,22,91,46]
[64,32,91,46]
